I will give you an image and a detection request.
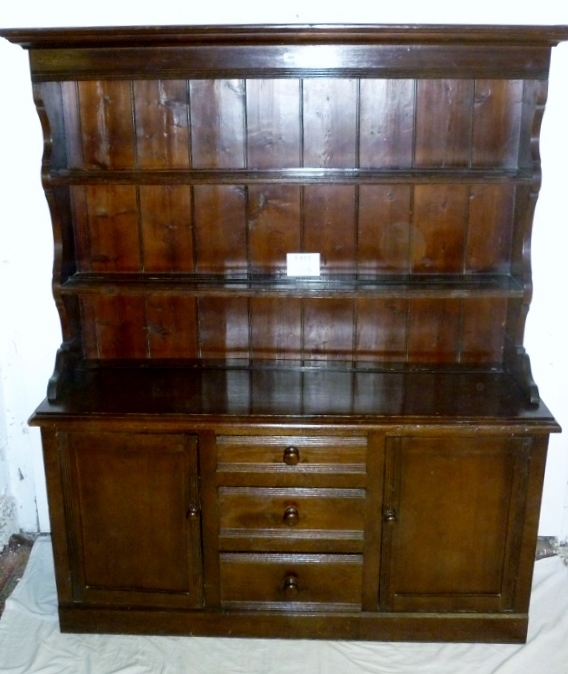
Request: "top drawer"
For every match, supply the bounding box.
[216,435,367,484]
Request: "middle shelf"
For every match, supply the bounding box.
[61,272,526,299]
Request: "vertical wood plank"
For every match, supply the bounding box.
[139,186,194,272]
[70,187,90,272]
[250,297,302,360]
[359,79,415,168]
[303,79,358,167]
[407,299,460,363]
[60,81,83,168]
[461,298,507,363]
[82,295,148,359]
[466,184,515,273]
[198,297,250,359]
[133,80,190,168]
[356,299,408,362]
[303,185,357,272]
[77,80,135,169]
[190,79,245,168]
[146,296,199,359]
[82,185,141,272]
[358,186,412,273]
[412,185,468,273]
[80,297,99,359]
[303,299,354,361]
[248,186,301,273]
[415,80,474,167]
[193,185,247,273]
[361,431,385,611]
[472,80,523,168]
[246,79,301,168]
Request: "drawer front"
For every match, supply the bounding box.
[216,435,367,476]
[220,553,363,611]
[219,487,365,548]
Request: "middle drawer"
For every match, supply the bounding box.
[218,487,366,553]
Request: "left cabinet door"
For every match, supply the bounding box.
[59,431,203,609]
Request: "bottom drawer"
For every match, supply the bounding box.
[220,553,363,611]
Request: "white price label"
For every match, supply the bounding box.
[286,253,321,277]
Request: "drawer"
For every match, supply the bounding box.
[218,487,365,552]
[216,435,367,476]
[220,553,363,611]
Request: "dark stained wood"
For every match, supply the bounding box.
[145,296,199,359]
[246,79,300,168]
[133,80,191,169]
[412,185,469,273]
[303,79,358,167]
[77,81,135,169]
[190,80,245,168]
[415,80,474,167]
[247,185,301,273]
[63,432,203,607]
[193,185,247,272]
[72,185,141,272]
[303,185,357,271]
[472,79,524,168]
[3,23,566,643]
[249,297,302,360]
[139,186,194,272]
[466,184,515,272]
[357,186,412,272]
[219,552,363,609]
[359,79,414,169]
[380,435,530,613]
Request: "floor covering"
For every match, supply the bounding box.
[1,536,567,674]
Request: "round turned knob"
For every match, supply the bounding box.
[283,446,300,466]
[186,505,199,520]
[384,508,397,524]
[282,574,299,599]
[283,505,300,526]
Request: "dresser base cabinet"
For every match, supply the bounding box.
[38,423,550,643]
[2,23,566,642]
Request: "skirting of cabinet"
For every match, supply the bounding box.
[56,605,529,643]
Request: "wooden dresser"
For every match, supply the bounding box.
[2,24,567,643]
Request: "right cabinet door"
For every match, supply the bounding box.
[379,434,534,613]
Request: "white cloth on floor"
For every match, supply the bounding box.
[1,537,567,674]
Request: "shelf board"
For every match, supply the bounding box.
[61,273,526,299]
[30,361,559,429]
[47,168,535,187]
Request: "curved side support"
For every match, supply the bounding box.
[504,342,540,405]
[33,82,82,400]
[504,80,548,405]
[47,341,81,402]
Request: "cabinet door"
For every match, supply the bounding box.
[379,435,532,613]
[61,431,203,608]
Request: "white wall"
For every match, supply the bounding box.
[1,0,567,540]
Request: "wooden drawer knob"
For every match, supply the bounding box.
[282,574,299,598]
[384,507,397,523]
[283,505,300,526]
[186,505,199,520]
[283,446,300,465]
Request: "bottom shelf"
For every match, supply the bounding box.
[32,360,558,428]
